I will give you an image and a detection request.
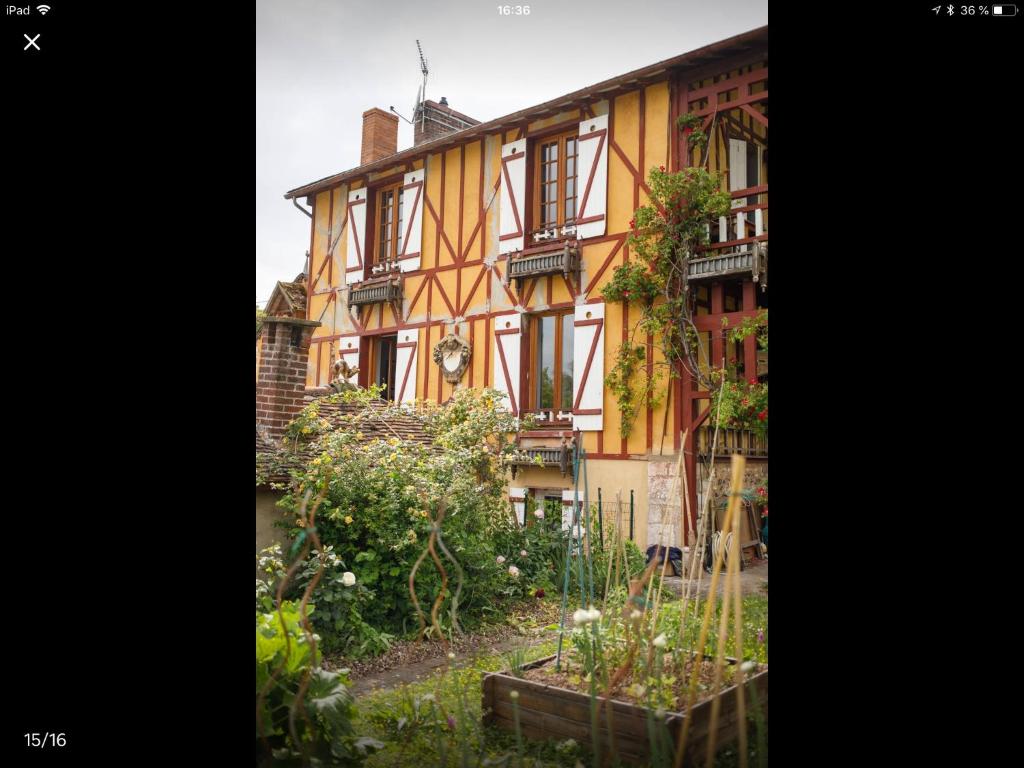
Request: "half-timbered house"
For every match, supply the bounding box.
[270,26,769,551]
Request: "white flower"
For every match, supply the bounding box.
[420,693,435,703]
[520,549,528,557]
[573,606,600,625]
[496,555,506,564]
[508,565,520,578]
[509,690,519,700]
[652,633,667,648]
[341,572,356,587]
[630,610,642,621]
[534,509,545,520]
[447,652,456,660]
[557,738,577,752]
[740,660,756,674]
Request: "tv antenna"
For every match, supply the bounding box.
[391,40,430,125]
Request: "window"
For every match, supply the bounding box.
[527,309,574,414]
[369,335,398,401]
[374,182,404,265]
[533,131,578,232]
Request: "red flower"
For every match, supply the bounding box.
[629,218,636,229]
[761,507,768,517]
[749,377,758,386]
[757,487,767,496]
[684,127,693,136]
[534,588,545,598]
[741,398,749,406]
[659,165,665,172]
[758,409,767,421]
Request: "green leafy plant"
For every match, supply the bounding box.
[600,115,734,437]
[256,601,383,766]
[277,388,543,647]
[291,548,395,658]
[708,374,768,436]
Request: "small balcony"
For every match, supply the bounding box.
[507,234,580,289]
[508,442,573,479]
[688,186,768,286]
[348,273,403,307]
[696,425,767,458]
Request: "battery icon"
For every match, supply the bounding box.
[992,4,1018,14]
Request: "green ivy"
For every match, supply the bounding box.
[601,114,733,438]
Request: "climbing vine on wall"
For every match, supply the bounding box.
[600,115,732,437]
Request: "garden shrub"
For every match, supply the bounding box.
[277,388,536,645]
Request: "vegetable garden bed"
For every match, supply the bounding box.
[482,654,768,766]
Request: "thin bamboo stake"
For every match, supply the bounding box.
[731,493,748,768]
[671,454,742,768]
[704,456,746,766]
[678,372,727,643]
[689,364,727,620]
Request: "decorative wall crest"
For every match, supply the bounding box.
[432,333,472,384]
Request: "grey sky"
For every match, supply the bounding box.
[256,0,768,305]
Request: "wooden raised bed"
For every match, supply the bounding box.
[482,654,767,766]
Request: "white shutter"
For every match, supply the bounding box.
[345,188,368,285]
[509,487,527,526]
[572,303,605,431]
[393,330,419,404]
[492,312,522,414]
[337,335,361,384]
[729,138,747,202]
[498,140,526,254]
[398,170,424,272]
[576,114,608,240]
[729,138,761,239]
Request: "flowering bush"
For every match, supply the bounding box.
[710,374,768,436]
[277,388,537,644]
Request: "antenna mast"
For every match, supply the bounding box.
[416,40,429,131]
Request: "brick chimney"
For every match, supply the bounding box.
[361,108,399,165]
[414,99,479,147]
[256,316,321,442]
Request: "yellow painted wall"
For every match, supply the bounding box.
[301,79,675,444]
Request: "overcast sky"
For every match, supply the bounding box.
[256,0,768,305]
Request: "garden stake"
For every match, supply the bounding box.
[572,439,587,608]
[704,536,735,768]
[598,487,604,551]
[582,446,595,609]
[728,485,748,768]
[630,489,635,541]
[645,534,669,674]
[705,462,745,767]
[685,365,727,629]
[671,454,741,768]
[511,691,524,768]
[555,468,578,671]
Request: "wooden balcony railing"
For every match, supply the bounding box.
[696,425,767,458]
[348,273,403,307]
[508,443,572,478]
[507,240,579,286]
[688,186,768,285]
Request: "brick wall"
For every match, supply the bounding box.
[413,100,478,147]
[256,317,320,441]
[360,108,399,166]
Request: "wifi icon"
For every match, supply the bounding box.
[37,4,51,14]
